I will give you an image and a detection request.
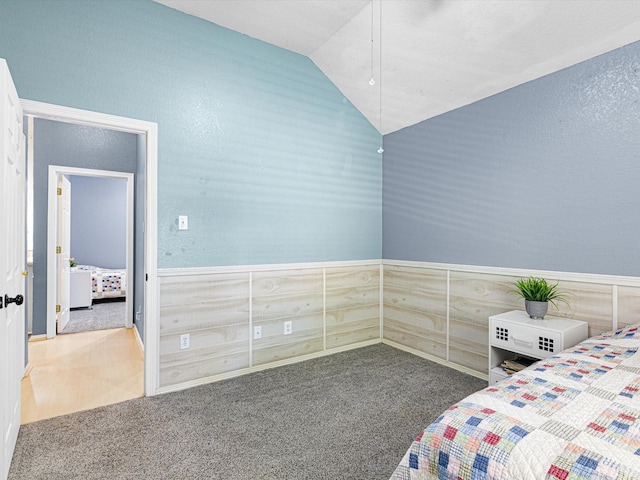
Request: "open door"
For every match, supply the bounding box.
[56,175,71,333]
[0,58,26,480]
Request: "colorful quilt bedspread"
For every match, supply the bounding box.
[76,265,127,299]
[391,324,640,480]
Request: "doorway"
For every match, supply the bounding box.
[22,121,143,421]
[50,169,133,335]
[47,165,134,338]
[21,99,159,397]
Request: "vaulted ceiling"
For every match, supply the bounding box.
[154,0,640,134]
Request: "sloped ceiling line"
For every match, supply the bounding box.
[154,0,640,134]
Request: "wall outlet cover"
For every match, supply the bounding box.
[253,325,262,340]
[180,333,190,349]
[284,320,292,335]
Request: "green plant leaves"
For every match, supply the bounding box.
[511,276,570,309]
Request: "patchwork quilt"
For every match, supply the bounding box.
[390,324,640,480]
[76,265,127,299]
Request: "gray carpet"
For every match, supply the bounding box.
[9,344,487,480]
[61,299,126,334]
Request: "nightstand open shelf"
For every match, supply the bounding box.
[488,310,588,385]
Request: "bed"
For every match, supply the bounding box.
[391,323,640,479]
[74,265,127,300]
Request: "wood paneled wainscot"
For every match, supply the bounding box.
[383,266,448,360]
[382,261,640,379]
[159,272,250,388]
[448,271,522,373]
[158,261,639,390]
[325,266,380,349]
[618,285,640,328]
[158,262,382,392]
[252,269,325,366]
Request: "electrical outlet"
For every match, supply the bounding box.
[253,325,262,340]
[180,333,190,350]
[178,215,189,230]
[284,320,292,335]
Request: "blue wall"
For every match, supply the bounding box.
[383,41,640,276]
[70,176,127,269]
[0,0,381,268]
[6,0,636,280]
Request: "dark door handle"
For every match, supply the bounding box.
[5,294,24,307]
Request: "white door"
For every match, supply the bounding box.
[56,175,71,333]
[0,58,26,480]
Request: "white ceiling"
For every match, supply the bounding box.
[154,0,640,134]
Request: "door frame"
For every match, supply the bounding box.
[21,99,159,396]
[47,167,135,332]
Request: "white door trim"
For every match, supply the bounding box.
[47,167,135,332]
[22,99,159,396]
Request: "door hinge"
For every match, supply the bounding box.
[145,273,148,281]
[57,187,62,195]
[56,245,61,254]
[56,304,61,313]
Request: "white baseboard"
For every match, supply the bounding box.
[28,334,47,342]
[132,324,144,353]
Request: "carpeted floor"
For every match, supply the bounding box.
[61,299,126,334]
[9,344,487,480]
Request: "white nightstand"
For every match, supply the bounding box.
[70,269,93,309]
[488,310,588,385]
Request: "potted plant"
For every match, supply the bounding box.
[512,276,570,319]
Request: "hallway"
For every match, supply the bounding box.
[21,327,143,424]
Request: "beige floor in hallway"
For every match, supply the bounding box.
[21,327,144,424]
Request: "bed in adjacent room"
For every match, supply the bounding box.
[73,265,127,301]
[391,323,640,479]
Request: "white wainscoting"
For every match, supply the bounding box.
[158,260,640,393]
[382,260,640,379]
[157,261,381,394]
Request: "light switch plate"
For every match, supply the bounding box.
[178,215,188,230]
